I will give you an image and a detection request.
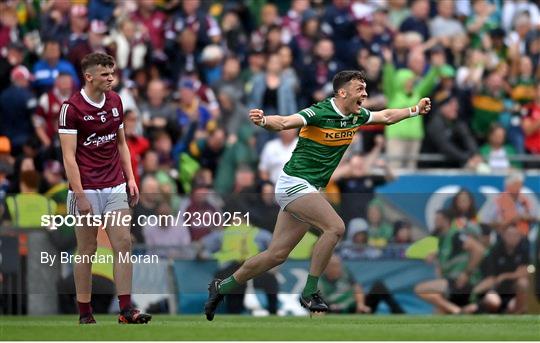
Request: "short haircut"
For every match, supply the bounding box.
[20,170,41,190]
[436,208,453,221]
[332,70,366,94]
[81,52,115,74]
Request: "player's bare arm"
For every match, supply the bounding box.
[369,98,432,125]
[117,126,139,207]
[249,109,305,131]
[59,132,92,215]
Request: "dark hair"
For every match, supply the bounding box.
[450,188,477,219]
[436,208,453,222]
[20,170,40,190]
[332,70,366,94]
[81,52,115,73]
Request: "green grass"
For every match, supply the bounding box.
[1,315,539,341]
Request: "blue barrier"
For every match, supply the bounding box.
[173,259,435,314]
[377,173,540,229]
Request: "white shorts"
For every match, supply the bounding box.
[275,171,318,210]
[67,182,129,216]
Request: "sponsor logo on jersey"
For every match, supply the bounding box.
[299,126,356,146]
[83,115,95,121]
[83,132,117,147]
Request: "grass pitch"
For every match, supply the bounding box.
[0,315,539,341]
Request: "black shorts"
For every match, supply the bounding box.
[448,279,473,307]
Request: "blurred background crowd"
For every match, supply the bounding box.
[0,0,539,316]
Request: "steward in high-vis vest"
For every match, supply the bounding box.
[202,222,279,314]
[6,170,56,229]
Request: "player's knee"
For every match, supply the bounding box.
[327,220,345,240]
[112,236,132,253]
[483,292,501,313]
[515,277,529,292]
[268,249,289,267]
[78,242,97,257]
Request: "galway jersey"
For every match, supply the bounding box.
[283,97,372,188]
[58,89,125,189]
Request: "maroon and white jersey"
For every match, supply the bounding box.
[58,89,125,189]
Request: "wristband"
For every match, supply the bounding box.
[259,116,267,127]
[409,105,419,117]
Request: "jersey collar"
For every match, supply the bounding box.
[81,89,106,109]
[330,97,349,118]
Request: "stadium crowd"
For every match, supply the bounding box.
[0,0,538,315]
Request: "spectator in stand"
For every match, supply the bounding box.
[479,123,521,172]
[67,19,111,81]
[321,0,355,58]
[258,129,298,185]
[471,70,508,141]
[130,0,167,55]
[522,83,540,159]
[217,86,249,139]
[340,218,382,260]
[479,172,537,237]
[429,0,465,42]
[165,29,200,85]
[140,79,176,132]
[250,3,281,52]
[300,38,344,104]
[281,0,314,44]
[366,200,394,249]
[33,73,74,151]
[399,0,431,42]
[248,181,280,233]
[0,66,37,156]
[424,93,481,169]
[181,181,219,242]
[124,109,150,187]
[448,189,481,235]
[0,42,26,93]
[467,225,530,314]
[175,78,213,139]
[68,5,89,50]
[32,39,79,95]
[333,135,393,224]
[466,0,499,49]
[220,10,248,59]
[188,127,226,176]
[248,53,298,117]
[214,56,245,102]
[320,254,404,314]
[110,17,148,74]
[382,47,443,170]
[39,0,71,47]
[165,0,220,52]
[415,209,485,314]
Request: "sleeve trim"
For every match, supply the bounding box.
[364,108,373,124]
[119,123,124,129]
[293,113,307,127]
[58,129,78,134]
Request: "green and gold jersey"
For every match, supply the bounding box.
[283,98,372,188]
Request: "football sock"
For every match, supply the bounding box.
[78,301,92,316]
[302,274,319,297]
[118,294,131,311]
[218,276,240,294]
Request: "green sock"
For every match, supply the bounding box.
[302,274,319,297]
[218,276,240,294]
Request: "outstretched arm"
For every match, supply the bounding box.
[369,98,431,125]
[248,109,305,131]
